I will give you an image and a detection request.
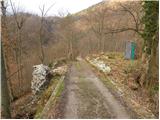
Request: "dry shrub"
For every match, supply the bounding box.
[123,60,146,89]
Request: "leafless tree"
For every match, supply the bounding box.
[38,3,54,64]
[9,0,28,92]
[85,6,108,53]
[55,13,80,60]
[105,2,143,36]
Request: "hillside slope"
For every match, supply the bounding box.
[71,0,142,56]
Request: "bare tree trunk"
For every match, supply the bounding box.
[19,29,24,91]
[66,39,70,60]
[1,44,11,118]
[39,19,45,63]
[1,0,14,101]
[146,32,159,88]
[69,38,73,60]
[13,28,22,94]
[1,1,11,117]
[102,35,105,52]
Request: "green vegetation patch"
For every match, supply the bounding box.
[34,76,60,118]
[34,76,64,119]
[75,62,81,70]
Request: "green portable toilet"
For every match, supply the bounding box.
[125,41,136,60]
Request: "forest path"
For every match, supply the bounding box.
[64,60,131,119]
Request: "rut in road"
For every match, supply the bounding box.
[64,60,131,119]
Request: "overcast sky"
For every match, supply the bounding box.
[8,0,103,16]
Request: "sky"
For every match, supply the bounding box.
[8,0,103,16]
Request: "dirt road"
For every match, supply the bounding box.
[64,60,133,119]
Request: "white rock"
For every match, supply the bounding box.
[32,64,50,94]
[89,58,111,73]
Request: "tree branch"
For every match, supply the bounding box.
[105,27,143,36]
[119,2,139,31]
[7,65,24,80]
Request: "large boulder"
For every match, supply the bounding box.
[31,64,50,94]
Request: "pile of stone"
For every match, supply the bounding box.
[31,64,50,94]
[51,65,67,76]
[89,58,111,73]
